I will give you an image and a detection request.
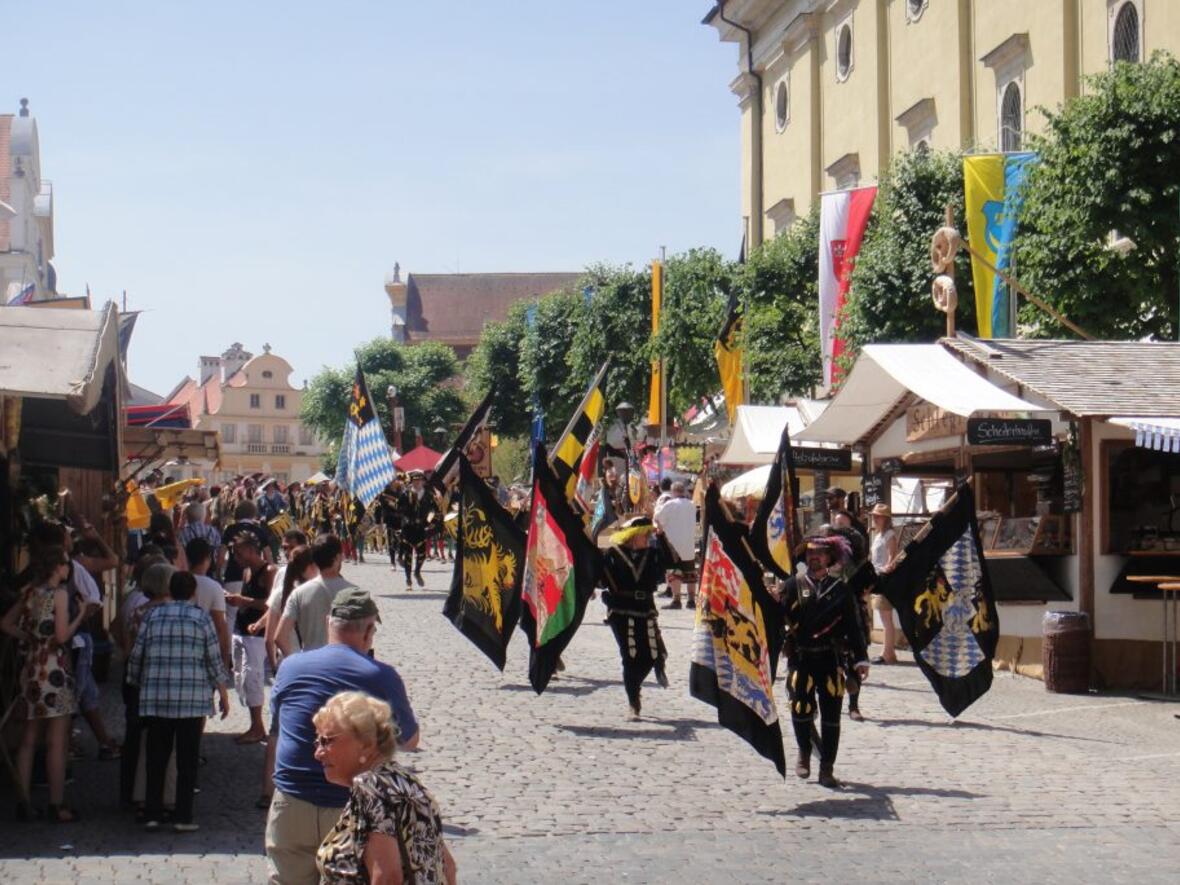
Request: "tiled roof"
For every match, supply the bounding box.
[405,272,581,343]
[942,337,1180,417]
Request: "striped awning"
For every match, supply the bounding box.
[1109,417,1180,453]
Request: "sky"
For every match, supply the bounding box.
[10,1,741,395]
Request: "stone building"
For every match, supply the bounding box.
[0,99,56,304]
[165,343,324,483]
[704,0,1173,243]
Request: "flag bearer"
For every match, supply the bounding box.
[776,535,870,788]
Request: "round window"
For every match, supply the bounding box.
[262,370,273,379]
[774,80,789,131]
[836,24,853,80]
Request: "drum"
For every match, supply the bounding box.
[268,511,294,538]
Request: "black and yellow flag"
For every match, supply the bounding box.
[550,360,609,502]
[443,455,525,671]
[715,285,744,425]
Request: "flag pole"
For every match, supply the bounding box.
[658,247,667,482]
[549,359,610,468]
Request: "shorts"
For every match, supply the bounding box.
[669,562,698,583]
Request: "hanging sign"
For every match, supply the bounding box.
[967,417,1053,447]
[862,473,886,507]
[906,403,968,442]
[794,446,852,472]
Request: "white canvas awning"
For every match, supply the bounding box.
[720,464,772,501]
[1108,417,1180,453]
[717,404,809,465]
[0,302,120,414]
[795,344,1051,446]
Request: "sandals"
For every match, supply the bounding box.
[47,804,80,823]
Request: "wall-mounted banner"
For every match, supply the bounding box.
[966,417,1052,447]
[794,446,853,472]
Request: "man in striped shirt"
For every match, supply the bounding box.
[127,571,230,832]
[177,502,224,574]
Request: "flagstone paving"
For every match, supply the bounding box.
[3,558,1178,882]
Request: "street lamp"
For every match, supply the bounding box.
[386,385,404,454]
[616,401,635,511]
[432,425,448,449]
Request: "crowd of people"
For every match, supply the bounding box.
[2,469,459,883]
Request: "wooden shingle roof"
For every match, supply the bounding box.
[942,337,1180,418]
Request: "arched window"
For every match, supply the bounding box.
[836,22,853,81]
[1112,2,1140,64]
[907,0,927,21]
[1000,81,1023,152]
[774,79,789,131]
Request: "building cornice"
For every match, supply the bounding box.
[782,12,818,55]
[896,97,936,130]
[981,33,1030,70]
[729,70,761,104]
[825,152,861,182]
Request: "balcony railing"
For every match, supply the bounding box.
[271,444,291,454]
[246,443,267,454]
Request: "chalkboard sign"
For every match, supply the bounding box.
[1062,458,1082,513]
[794,446,853,471]
[862,473,886,507]
[878,457,903,475]
[967,417,1053,447]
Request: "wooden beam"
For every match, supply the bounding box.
[1078,418,1096,624]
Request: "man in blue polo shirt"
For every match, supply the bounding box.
[265,588,419,885]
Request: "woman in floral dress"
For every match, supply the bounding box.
[313,691,456,884]
[1,545,91,822]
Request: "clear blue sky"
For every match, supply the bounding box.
[12,1,740,395]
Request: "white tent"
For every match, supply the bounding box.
[717,402,828,465]
[720,464,772,501]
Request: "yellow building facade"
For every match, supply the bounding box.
[705,0,1174,243]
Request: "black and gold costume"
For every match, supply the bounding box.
[376,487,406,566]
[398,487,438,587]
[600,537,671,715]
[779,570,868,777]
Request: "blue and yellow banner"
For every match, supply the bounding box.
[963,152,1038,338]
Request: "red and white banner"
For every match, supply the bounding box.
[818,186,876,387]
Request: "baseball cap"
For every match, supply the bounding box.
[330,588,381,622]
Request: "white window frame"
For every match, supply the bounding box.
[247,423,264,444]
[773,75,790,132]
[221,423,237,444]
[273,424,289,444]
[835,17,854,83]
[1108,0,1143,65]
[906,0,929,24]
[998,77,1025,153]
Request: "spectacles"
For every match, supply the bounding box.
[314,733,342,750]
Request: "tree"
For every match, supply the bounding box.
[568,264,652,420]
[841,148,977,362]
[1014,53,1180,341]
[467,301,531,439]
[652,248,733,417]
[742,207,824,401]
[520,288,584,432]
[299,338,465,457]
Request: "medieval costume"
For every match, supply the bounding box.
[778,535,869,787]
[599,517,670,719]
[398,472,438,590]
[376,482,406,568]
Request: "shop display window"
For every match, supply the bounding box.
[1105,443,1180,554]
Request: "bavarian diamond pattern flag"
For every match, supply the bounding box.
[877,485,1000,717]
[521,442,600,695]
[443,454,525,671]
[691,483,786,778]
[339,364,397,508]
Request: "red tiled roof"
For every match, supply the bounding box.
[405,272,581,344]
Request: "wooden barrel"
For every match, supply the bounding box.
[1042,611,1091,693]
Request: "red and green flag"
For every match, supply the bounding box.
[520,442,601,694]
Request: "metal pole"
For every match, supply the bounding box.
[659,246,667,483]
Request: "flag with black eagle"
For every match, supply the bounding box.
[520,443,601,694]
[443,455,525,671]
[876,485,1000,717]
[690,484,786,777]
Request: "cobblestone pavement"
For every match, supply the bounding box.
[2,557,1179,882]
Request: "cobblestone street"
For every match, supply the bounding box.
[2,558,1178,883]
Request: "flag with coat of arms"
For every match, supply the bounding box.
[336,364,397,507]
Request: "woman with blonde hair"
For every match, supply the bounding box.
[869,503,899,664]
[314,691,455,884]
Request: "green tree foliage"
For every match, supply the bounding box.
[652,249,732,417]
[467,301,531,438]
[299,339,465,458]
[742,207,824,401]
[569,264,652,419]
[842,148,976,360]
[520,289,584,429]
[1014,53,1180,340]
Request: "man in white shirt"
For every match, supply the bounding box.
[184,537,232,671]
[276,534,356,656]
[653,481,699,609]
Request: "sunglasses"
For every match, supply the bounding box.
[314,733,342,751]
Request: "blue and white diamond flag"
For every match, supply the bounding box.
[337,365,396,507]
